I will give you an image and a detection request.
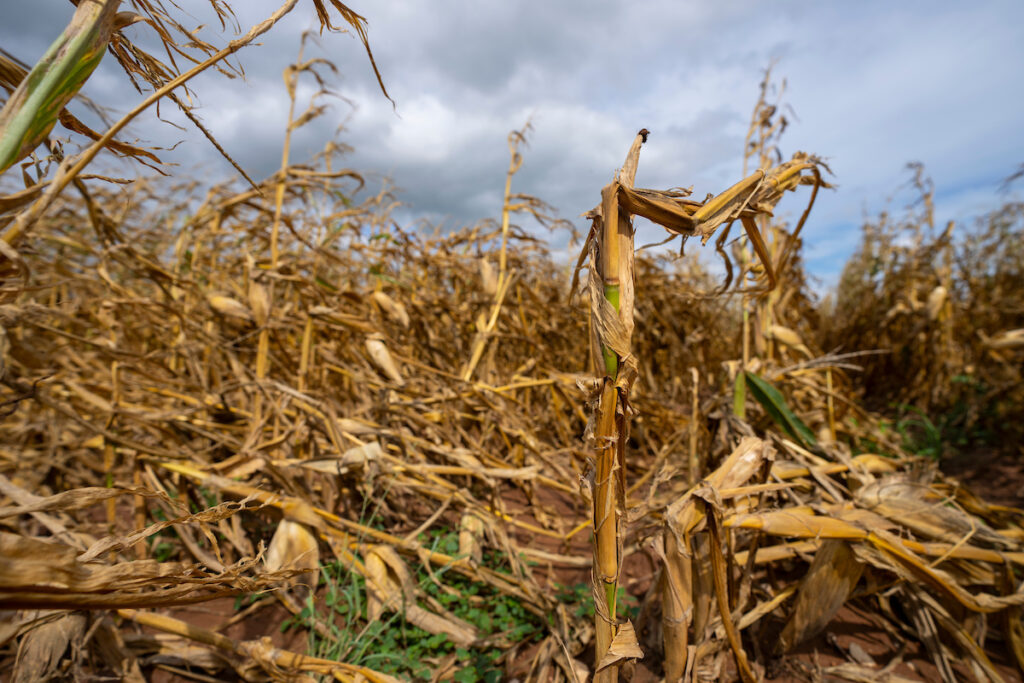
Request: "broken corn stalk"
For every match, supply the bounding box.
[580,129,824,680]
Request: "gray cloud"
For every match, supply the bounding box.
[3,1,1023,287]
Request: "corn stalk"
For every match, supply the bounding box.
[251,39,306,427]
[463,123,564,383]
[586,131,645,683]
[578,130,824,680]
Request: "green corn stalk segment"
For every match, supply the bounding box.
[0,0,122,175]
[600,272,621,619]
[733,370,747,418]
[602,282,620,377]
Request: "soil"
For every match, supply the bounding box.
[943,448,1024,508]
[148,599,307,683]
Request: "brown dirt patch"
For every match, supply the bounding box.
[943,449,1024,508]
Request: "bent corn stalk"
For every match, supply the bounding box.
[0,0,124,175]
[589,131,646,683]
[580,131,824,680]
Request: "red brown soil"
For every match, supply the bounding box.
[943,449,1024,508]
[148,599,307,683]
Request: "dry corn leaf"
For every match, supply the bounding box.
[12,612,87,683]
[667,437,774,537]
[479,257,497,295]
[365,545,479,646]
[371,290,410,328]
[913,587,1005,683]
[778,540,863,652]
[821,663,919,683]
[1001,566,1024,675]
[983,328,1024,349]
[901,588,958,683]
[119,608,401,682]
[0,531,285,609]
[705,501,757,683]
[365,546,397,622]
[91,617,146,683]
[595,621,643,672]
[662,437,772,681]
[926,285,947,321]
[0,480,177,519]
[207,293,252,321]
[365,333,405,385]
[458,512,485,565]
[856,479,1012,549]
[0,324,8,378]
[725,507,868,540]
[767,324,812,357]
[248,280,271,327]
[285,441,382,474]
[851,530,1024,614]
[77,493,258,563]
[265,519,319,590]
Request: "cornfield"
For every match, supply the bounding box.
[1,3,1023,682]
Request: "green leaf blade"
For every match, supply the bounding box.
[0,0,120,174]
[744,370,817,448]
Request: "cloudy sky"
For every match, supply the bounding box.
[3,1,1023,287]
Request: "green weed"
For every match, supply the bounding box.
[556,581,638,622]
[281,526,545,681]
